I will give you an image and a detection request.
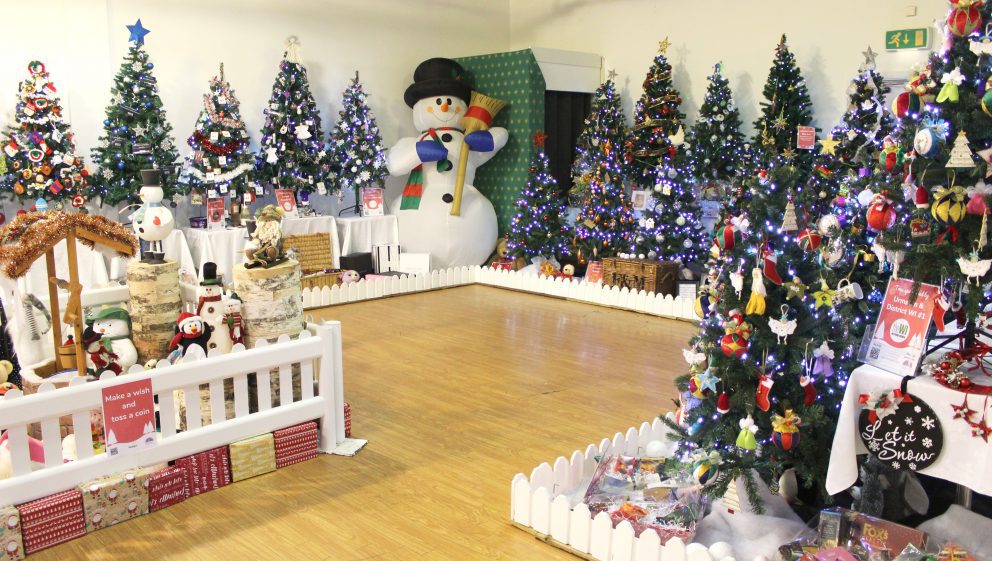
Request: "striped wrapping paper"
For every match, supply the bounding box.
[17,489,86,554]
[274,421,319,468]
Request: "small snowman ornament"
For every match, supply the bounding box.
[386,58,508,269]
[195,262,231,354]
[132,169,175,264]
[223,294,245,346]
[86,307,137,372]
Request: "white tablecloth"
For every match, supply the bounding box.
[826,363,992,497]
[281,216,340,269]
[336,215,399,257]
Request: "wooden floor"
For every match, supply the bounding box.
[36,286,696,561]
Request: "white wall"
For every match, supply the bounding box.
[509,0,946,135]
[0,0,510,215]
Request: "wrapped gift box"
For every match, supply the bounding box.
[340,252,374,277]
[230,433,276,482]
[0,505,24,561]
[372,244,401,273]
[345,402,352,438]
[17,489,85,554]
[175,446,231,496]
[274,421,319,468]
[398,253,431,276]
[79,467,157,532]
[148,465,189,512]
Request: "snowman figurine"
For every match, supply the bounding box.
[132,169,175,264]
[387,58,507,269]
[195,262,232,354]
[86,307,138,372]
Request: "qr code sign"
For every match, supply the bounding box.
[869,346,881,360]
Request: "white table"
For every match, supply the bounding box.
[336,215,399,257]
[826,363,992,497]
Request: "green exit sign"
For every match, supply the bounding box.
[885,28,930,50]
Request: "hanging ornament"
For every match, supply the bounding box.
[767,305,797,344]
[931,184,969,225]
[800,375,818,406]
[947,131,977,168]
[783,276,808,300]
[717,392,731,414]
[948,1,983,37]
[818,214,841,236]
[736,416,759,450]
[936,67,965,103]
[866,191,898,231]
[915,185,931,208]
[688,372,713,398]
[877,136,904,173]
[713,218,740,254]
[762,247,783,285]
[856,187,875,207]
[694,285,718,319]
[756,373,774,412]
[966,183,991,215]
[958,249,992,284]
[914,117,948,158]
[891,91,921,118]
[812,341,834,377]
[745,267,767,316]
[797,228,822,252]
[814,281,836,309]
[729,268,745,297]
[721,330,749,358]
[771,409,802,451]
[71,194,85,208]
[782,199,798,231]
[690,451,721,486]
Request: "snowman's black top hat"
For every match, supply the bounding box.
[200,262,222,286]
[140,168,161,187]
[404,58,472,108]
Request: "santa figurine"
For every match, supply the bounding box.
[168,312,213,357]
[223,294,245,346]
[82,325,122,376]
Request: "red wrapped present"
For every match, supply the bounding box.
[175,446,231,496]
[491,258,514,271]
[273,421,317,440]
[17,489,85,554]
[148,465,189,512]
[1,505,24,561]
[276,450,320,468]
[79,467,157,532]
[274,421,319,468]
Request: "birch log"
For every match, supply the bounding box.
[127,260,181,364]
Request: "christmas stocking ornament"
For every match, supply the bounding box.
[756,374,774,412]
[763,249,783,285]
[717,392,731,414]
[933,291,950,332]
[799,375,817,406]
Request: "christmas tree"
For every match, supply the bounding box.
[752,35,816,175]
[184,63,254,197]
[571,74,627,203]
[327,72,388,213]
[1,60,89,205]
[507,131,570,260]
[255,36,328,196]
[573,135,636,263]
[90,20,180,207]
[625,38,707,263]
[689,62,747,194]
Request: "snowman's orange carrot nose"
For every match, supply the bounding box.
[440,102,449,112]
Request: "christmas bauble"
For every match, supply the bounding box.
[695,290,716,319]
[714,223,738,253]
[856,188,875,207]
[688,374,710,398]
[818,214,841,236]
[772,429,800,451]
[914,128,940,158]
[891,91,921,118]
[878,146,904,174]
[982,89,992,117]
[931,185,968,225]
[797,228,822,252]
[721,332,748,358]
[683,239,693,249]
[692,458,719,486]
[866,196,897,231]
[948,3,982,37]
[676,216,686,226]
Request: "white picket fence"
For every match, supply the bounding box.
[510,417,734,561]
[302,267,698,322]
[0,321,346,507]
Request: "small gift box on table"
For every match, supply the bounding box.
[372,244,401,273]
[17,489,86,555]
[148,465,189,512]
[79,466,159,532]
[274,421,319,468]
[0,505,24,561]
[229,433,276,482]
[175,446,231,496]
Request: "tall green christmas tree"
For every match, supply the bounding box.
[327,72,388,213]
[752,35,816,175]
[626,39,706,263]
[689,62,747,194]
[183,63,254,197]
[90,20,180,207]
[573,134,636,264]
[255,37,328,196]
[571,74,627,203]
[1,60,89,205]
[507,131,570,260]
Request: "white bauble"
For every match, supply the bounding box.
[638,253,646,259]
[683,239,693,248]
[676,216,686,226]
[818,214,841,236]
[857,188,875,207]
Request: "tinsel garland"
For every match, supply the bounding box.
[0,212,137,278]
[191,131,245,155]
[188,162,252,183]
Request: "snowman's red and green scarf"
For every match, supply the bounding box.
[401,128,454,210]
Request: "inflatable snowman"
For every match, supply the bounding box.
[133,169,175,264]
[195,262,232,354]
[387,58,507,269]
[87,307,138,372]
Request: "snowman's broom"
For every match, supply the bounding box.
[450,91,506,216]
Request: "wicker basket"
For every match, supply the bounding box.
[301,270,343,290]
[283,233,333,274]
[601,258,679,296]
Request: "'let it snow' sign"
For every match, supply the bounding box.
[102,378,157,456]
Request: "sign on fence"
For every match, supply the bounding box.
[102,378,157,456]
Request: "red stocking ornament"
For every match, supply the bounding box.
[933,290,950,332]
[800,375,817,406]
[756,374,774,412]
[763,248,783,286]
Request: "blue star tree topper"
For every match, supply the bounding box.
[127,19,150,45]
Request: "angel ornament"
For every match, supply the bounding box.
[958,249,992,285]
[730,267,745,297]
[768,305,798,344]
[682,347,707,368]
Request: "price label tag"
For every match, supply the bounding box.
[209,132,219,142]
[207,189,219,198]
[219,184,229,194]
[218,156,227,166]
[316,182,327,195]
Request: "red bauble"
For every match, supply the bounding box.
[866,195,898,231]
[773,430,800,451]
[948,3,982,37]
[797,228,822,252]
[721,332,748,358]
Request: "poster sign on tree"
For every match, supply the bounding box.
[101,378,157,457]
[864,278,939,374]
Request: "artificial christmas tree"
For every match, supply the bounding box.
[90,20,181,207]
[1,61,89,204]
[570,73,627,203]
[689,62,747,194]
[255,37,328,197]
[625,39,707,263]
[507,131,570,260]
[752,35,817,175]
[572,135,636,264]
[327,72,388,215]
[184,63,254,198]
